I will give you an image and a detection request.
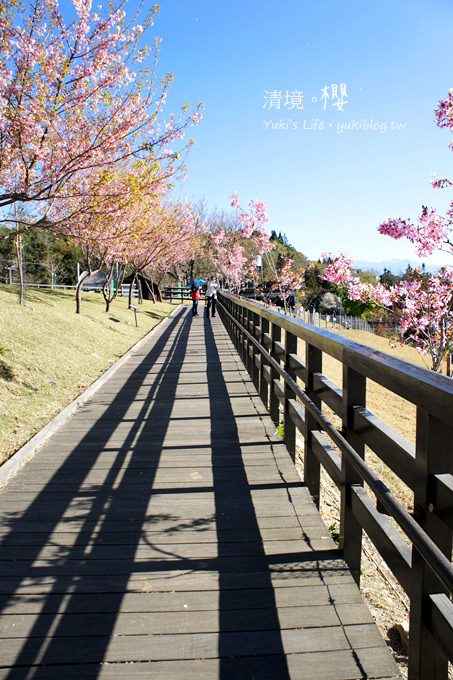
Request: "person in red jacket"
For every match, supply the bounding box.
[191,283,200,316]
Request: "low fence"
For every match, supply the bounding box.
[10,282,139,297]
[7,283,77,290]
[161,286,192,302]
[238,294,376,333]
[119,283,139,298]
[218,290,453,680]
[293,307,373,332]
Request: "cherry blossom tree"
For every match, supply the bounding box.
[53,158,163,312]
[373,89,453,264]
[321,252,453,372]
[320,89,453,372]
[207,193,273,287]
[0,0,201,225]
[125,199,203,307]
[272,256,304,310]
[62,200,126,315]
[207,194,304,311]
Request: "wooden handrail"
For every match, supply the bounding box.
[218,290,453,680]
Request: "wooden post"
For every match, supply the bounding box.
[233,299,240,348]
[232,299,239,347]
[304,343,322,508]
[260,316,270,409]
[340,365,366,585]
[270,321,281,427]
[240,305,246,364]
[409,410,452,680]
[129,304,138,327]
[251,310,260,392]
[245,308,254,376]
[284,329,298,462]
[242,307,250,371]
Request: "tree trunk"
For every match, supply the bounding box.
[16,232,24,305]
[153,278,163,302]
[75,272,90,314]
[102,264,114,312]
[128,272,137,308]
[142,278,156,303]
[104,286,111,313]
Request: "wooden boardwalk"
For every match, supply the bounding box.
[0,306,401,679]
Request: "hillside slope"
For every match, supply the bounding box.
[0,285,177,463]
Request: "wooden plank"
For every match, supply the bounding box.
[0,583,363,615]
[0,513,321,534]
[0,626,353,666]
[0,526,328,545]
[0,651,401,680]
[0,605,355,638]
[0,535,337,561]
[0,567,356,597]
[0,308,401,679]
[0,551,345,577]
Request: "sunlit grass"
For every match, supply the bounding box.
[0,285,178,464]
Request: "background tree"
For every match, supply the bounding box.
[380,267,400,288]
[124,199,202,307]
[319,291,341,314]
[263,233,307,283]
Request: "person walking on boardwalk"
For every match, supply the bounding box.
[191,283,200,316]
[205,276,218,318]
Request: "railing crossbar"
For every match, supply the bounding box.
[219,298,453,596]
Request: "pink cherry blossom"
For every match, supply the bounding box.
[230,192,240,210]
[321,253,355,285]
[378,217,416,241]
[321,253,453,371]
[210,193,274,284]
[0,0,202,223]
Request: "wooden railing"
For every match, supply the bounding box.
[218,290,453,680]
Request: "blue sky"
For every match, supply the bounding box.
[148,1,453,266]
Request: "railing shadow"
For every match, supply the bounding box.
[0,304,389,678]
[203,316,291,679]
[0,307,192,678]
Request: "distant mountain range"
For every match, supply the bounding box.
[353,258,446,275]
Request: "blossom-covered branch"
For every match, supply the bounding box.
[320,88,453,372]
[208,193,273,285]
[321,253,453,371]
[0,0,201,220]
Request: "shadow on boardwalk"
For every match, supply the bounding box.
[0,307,401,679]
[204,315,290,678]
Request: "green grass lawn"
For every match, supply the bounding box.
[0,285,179,464]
